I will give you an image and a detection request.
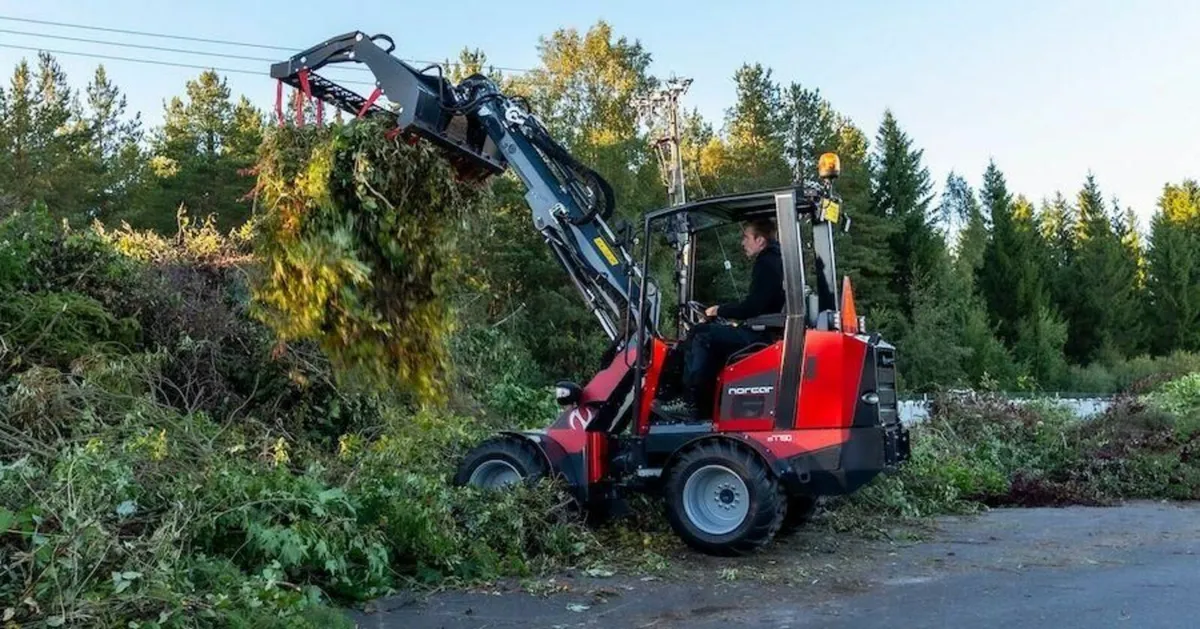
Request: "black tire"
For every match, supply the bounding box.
[778,494,819,536]
[453,436,548,489]
[663,439,786,556]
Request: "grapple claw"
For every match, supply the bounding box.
[269,30,506,181]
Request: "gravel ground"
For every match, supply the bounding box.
[349,501,1200,629]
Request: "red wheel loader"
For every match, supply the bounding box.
[270,31,911,556]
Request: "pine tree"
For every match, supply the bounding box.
[0,66,18,212]
[31,53,90,219]
[869,110,940,320]
[142,70,255,232]
[1144,180,1200,354]
[1,61,36,211]
[83,65,145,221]
[779,82,836,182]
[717,63,790,191]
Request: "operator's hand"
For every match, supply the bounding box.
[705,305,719,318]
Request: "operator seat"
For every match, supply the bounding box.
[805,290,839,331]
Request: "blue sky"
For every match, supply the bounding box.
[1,1,1197,227]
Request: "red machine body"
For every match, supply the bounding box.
[493,187,910,555]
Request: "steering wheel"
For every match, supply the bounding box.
[685,300,730,326]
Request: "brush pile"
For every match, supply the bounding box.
[825,372,1200,530]
[251,118,488,403]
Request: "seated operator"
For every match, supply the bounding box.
[657,218,785,418]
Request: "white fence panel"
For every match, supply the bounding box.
[897,393,1113,426]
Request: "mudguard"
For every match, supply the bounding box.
[659,433,789,487]
[498,429,588,502]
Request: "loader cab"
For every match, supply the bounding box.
[632,154,858,429]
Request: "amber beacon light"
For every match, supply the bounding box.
[818,152,841,180]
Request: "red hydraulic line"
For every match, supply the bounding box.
[275,79,284,126]
[357,86,382,118]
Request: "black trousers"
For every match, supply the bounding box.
[680,322,766,413]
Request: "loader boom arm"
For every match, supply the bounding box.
[270,31,659,343]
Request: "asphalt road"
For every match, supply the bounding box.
[349,501,1200,629]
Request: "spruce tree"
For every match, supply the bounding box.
[1113,201,1149,354]
[934,171,1018,388]
[896,264,970,391]
[1038,192,1077,325]
[868,110,940,320]
[1066,174,1142,363]
[1145,180,1200,354]
[976,161,1064,376]
[830,121,899,316]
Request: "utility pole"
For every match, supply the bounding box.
[634,76,692,207]
[634,76,694,336]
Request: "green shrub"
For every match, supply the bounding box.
[0,378,590,627]
[1144,372,1200,419]
[0,291,139,372]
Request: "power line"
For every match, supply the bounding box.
[0,42,377,86]
[0,27,368,71]
[0,14,534,73]
[0,15,296,51]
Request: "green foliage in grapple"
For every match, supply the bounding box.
[250,118,489,404]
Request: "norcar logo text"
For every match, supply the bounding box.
[728,386,773,395]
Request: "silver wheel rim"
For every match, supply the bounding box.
[468,459,522,488]
[682,464,750,535]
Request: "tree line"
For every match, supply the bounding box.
[1,21,1197,392]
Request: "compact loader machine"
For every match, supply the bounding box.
[270,31,911,555]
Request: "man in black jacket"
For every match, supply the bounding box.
[658,218,786,418]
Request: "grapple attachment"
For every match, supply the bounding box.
[269,31,507,181]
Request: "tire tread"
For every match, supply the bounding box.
[453,435,548,487]
[663,439,785,556]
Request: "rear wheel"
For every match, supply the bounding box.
[453,436,548,489]
[663,440,786,556]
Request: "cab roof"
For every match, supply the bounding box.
[643,186,813,234]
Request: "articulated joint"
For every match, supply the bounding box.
[504,104,530,128]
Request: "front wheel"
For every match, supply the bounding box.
[453,436,548,489]
[663,440,786,556]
